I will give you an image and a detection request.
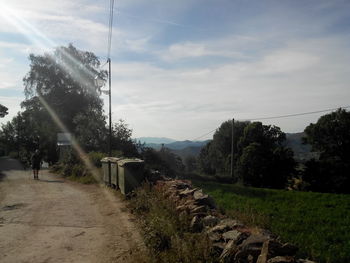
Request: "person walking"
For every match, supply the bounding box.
[31,149,42,180]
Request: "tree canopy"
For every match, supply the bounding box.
[198,120,295,188]
[0,44,110,163]
[303,108,350,193]
[0,104,8,118]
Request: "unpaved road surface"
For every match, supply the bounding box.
[0,157,144,263]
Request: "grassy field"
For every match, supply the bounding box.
[194,181,350,263]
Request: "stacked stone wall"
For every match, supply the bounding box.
[154,179,316,263]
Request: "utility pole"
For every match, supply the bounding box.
[108,58,112,187]
[230,118,234,179]
[108,58,112,157]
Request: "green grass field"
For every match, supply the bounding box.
[194,181,350,263]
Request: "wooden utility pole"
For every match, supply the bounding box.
[230,118,234,179]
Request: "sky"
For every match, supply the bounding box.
[0,0,350,141]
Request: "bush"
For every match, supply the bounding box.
[88,151,106,167]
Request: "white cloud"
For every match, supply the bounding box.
[105,36,350,139]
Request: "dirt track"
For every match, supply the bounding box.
[0,157,144,263]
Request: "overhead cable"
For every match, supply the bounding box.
[192,105,350,141]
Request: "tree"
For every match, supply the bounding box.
[198,120,249,176]
[0,104,8,118]
[198,120,295,189]
[235,122,295,188]
[18,44,107,161]
[111,119,138,157]
[303,108,350,193]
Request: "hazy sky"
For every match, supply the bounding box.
[1,0,350,140]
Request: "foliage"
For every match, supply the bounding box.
[140,147,184,177]
[128,183,216,263]
[88,151,106,168]
[0,44,108,164]
[0,104,8,118]
[184,155,197,173]
[198,120,295,188]
[303,108,350,193]
[111,119,139,157]
[195,181,350,263]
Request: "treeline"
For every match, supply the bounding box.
[1,44,349,194]
[196,109,350,194]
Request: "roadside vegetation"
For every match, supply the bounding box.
[128,183,216,263]
[195,180,350,263]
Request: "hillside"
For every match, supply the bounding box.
[138,138,210,158]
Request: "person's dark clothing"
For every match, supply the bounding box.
[31,153,41,170]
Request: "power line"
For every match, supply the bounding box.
[192,106,350,141]
[241,106,350,121]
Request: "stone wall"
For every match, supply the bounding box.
[154,179,316,263]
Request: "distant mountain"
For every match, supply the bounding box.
[135,137,176,144]
[139,138,210,158]
[165,140,210,150]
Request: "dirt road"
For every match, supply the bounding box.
[0,157,144,263]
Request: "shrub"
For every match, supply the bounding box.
[88,151,106,167]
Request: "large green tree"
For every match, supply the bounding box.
[198,120,295,188]
[303,108,350,193]
[23,44,107,157]
[235,122,295,188]
[1,44,108,163]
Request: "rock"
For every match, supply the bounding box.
[221,230,250,245]
[193,190,217,209]
[219,218,244,229]
[240,235,269,250]
[179,187,197,197]
[208,224,231,234]
[222,230,242,242]
[235,235,270,263]
[202,215,220,227]
[191,205,207,214]
[190,215,202,232]
[184,199,195,206]
[219,240,238,262]
[267,256,295,263]
[257,240,269,263]
[176,205,188,212]
[208,231,222,242]
[193,189,207,199]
